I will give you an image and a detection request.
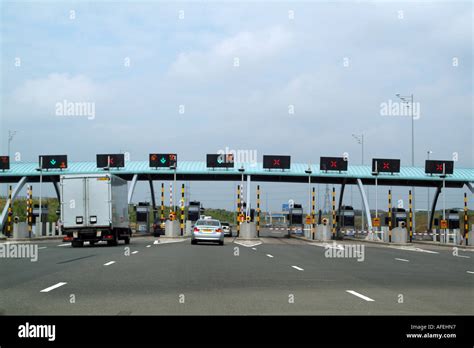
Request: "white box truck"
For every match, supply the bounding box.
[60,174,131,247]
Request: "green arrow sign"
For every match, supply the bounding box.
[160,157,166,164]
[50,159,56,165]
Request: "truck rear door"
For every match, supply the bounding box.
[86,176,111,227]
[62,176,86,228]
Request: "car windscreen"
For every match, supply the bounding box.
[195,220,220,226]
[221,223,229,226]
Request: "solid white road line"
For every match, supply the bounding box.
[132,251,139,254]
[154,240,160,244]
[395,258,410,262]
[456,255,470,259]
[291,266,304,271]
[251,248,257,251]
[40,282,67,293]
[466,271,474,274]
[104,261,116,266]
[233,241,262,248]
[346,290,375,302]
[38,247,47,250]
[146,245,151,248]
[266,254,274,258]
[57,243,70,247]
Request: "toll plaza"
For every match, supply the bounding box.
[0,154,472,247]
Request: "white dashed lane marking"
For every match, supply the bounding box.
[57,243,70,247]
[146,245,151,248]
[467,271,474,274]
[395,258,409,262]
[266,254,274,258]
[346,290,375,302]
[104,261,116,266]
[132,251,139,254]
[40,282,67,293]
[291,266,304,271]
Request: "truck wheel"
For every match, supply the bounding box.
[124,236,130,245]
[219,241,224,246]
[72,241,83,248]
[191,240,197,245]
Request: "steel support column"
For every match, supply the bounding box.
[356,178,372,230]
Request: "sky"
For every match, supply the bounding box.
[0,0,472,212]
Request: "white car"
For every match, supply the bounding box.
[191,219,225,245]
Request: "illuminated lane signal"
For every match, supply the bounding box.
[150,153,177,168]
[39,155,68,170]
[320,157,348,172]
[206,154,234,168]
[425,160,454,175]
[372,158,401,174]
[0,156,10,170]
[263,155,291,170]
[96,154,125,168]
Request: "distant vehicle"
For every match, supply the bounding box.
[152,218,165,236]
[191,219,224,245]
[61,174,132,247]
[221,222,232,237]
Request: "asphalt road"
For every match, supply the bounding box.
[0,228,473,315]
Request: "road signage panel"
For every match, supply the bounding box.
[440,219,448,229]
[206,154,234,168]
[0,156,10,170]
[372,217,381,227]
[39,155,68,169]
[97,154,125,168]
[372,158,401,173]
[150,153,177,168]
[263,155,291,169]
[425,160,454,175]
[320,157,348,172]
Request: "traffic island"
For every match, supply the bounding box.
[238,222,258,239]
[165,220,180,237]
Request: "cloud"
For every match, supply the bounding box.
[13,73,106,112]
[169,26,292,78]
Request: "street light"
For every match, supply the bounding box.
[396,93,416,233]
[36,157,44,236]
[6,130,17,196]
[426,150,433,231]
[352,133,364,231]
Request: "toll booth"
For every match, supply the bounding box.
[188,201,201,222]
[32,204,49,236]
[289,204,303,226]
[433,210,461,244]
[135,202,151,233]
[391,208,407,228]
[338,205,355,228]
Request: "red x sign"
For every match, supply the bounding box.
[273,159,280,166]
[330,161,337,168]
[383,162,390,169]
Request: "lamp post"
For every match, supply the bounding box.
[426,150,433,231]
[37,156,44,236]
[396,93,416,233]
[352,133,365,231]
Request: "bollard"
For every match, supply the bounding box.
[464,193,469,246]
[312,187,316,240]
[388,189,392,243]
[331,187,336,239]
[160,183,165,224]
[236,185,241,237]
[409,190,413,243]
[256,185,260,237]
[180,184,185,236]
